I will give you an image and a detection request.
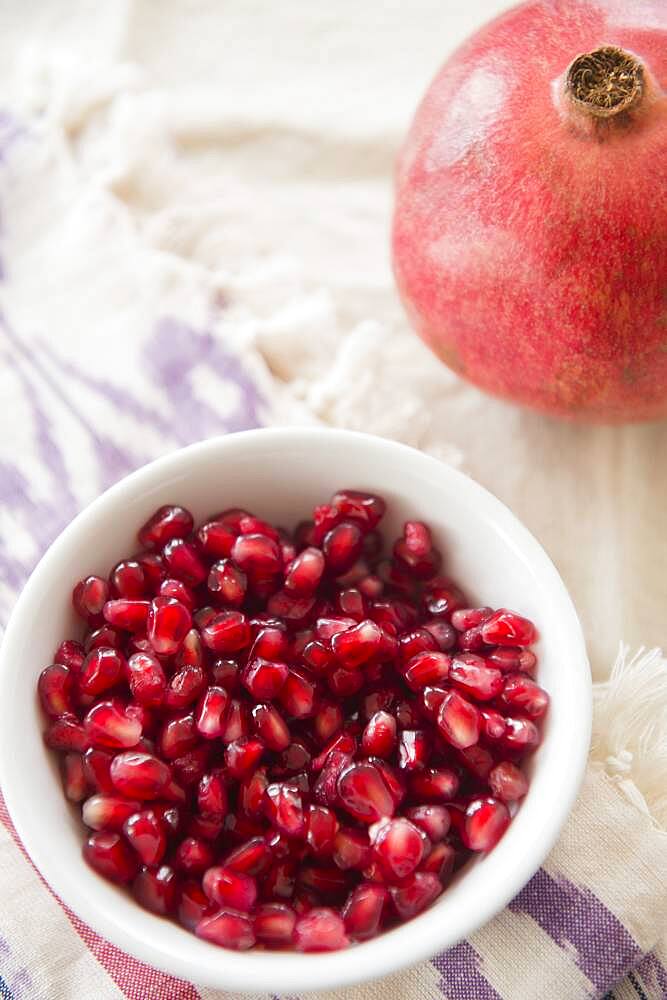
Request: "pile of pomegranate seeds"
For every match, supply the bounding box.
[39,492,548,952]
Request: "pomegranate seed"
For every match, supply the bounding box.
[422,618,457,651]
[457,743,494,780]
[323,522,363,575]
[110,559,146,599]
[335,588,368,621]
[402,651,451,691]
[102,599,150,633]
[158,713,198,760]
[306,805,339,856]
[79,647,125,697]
[254,902,296,947]
[437,690,481,749]
[267,589,317,626]
[480,707,507,740]
[73,575,109,624]
[394,523,441,579]
[331,619,382,669]
[239,766,269,818]
[83,831,138,884]
[371,817,424,881]
[409,768,459,802]
[265,782,306,838]
[337,761,395,824]
[84,625,122,653]
[126,652,166,707]
[342,883,387,941]
[332,827,372,870]
[208,559,247,608]
[225,737,264,778]
[62,753,87,801]
[369,757,406,807]
[210,658,240,692]
[194,686,229,740]
[232,533,282,579]
[464,797,510,851]
[313,699,344,744]
[489,761,529,801]
[263,859,298,900]
[500,673,549,719]
[164,663,206,710]
[278,669,317,720]
[361,711,397,758]
[162,538,207,587]
[390,871,441,919]
[147,596,191,656]
[193,605,217,629]
[330,490,386,531]
[285,547,325,596]
[399,628,439,664]
[82,795,142,832]
[110,751,171,799]
[406,804,450,842]
[38,664,73,717]
[197,520,236,559]
[311,732,357,772]
[294,908,349,952]
[175,837,214,875]
[138,505,193,549]
[451,607,493,631]
[249,624,289,662]
[328,665,364,698]
[224,838,272,876]
[298,865,351,899]
[420,841,456,881]
[222,699,250,742]
[171,743,208,785]
[198,771,228,819]
[241,657,288,700]
[459,625,488,652]
[423,581,465,617]
[203,867,258,912]
[196,909,256,950]
[450,653,504,701]
[501,715,540,752]
[134,551,166,592]
[487,646,537,674]
[84,700,142,749]
[178,880,215,930]
[159,577,196,612]
[54,639,85,672]
[133,864,179,915]
[481,609,537,647]
[276,741,313,775]
[45,715,89,752]
[83,748,114,793]
[201,611,251,654]
[397,729,430,771]
[123,809,167,865]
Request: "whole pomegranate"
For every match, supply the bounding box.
[393,0,667,422]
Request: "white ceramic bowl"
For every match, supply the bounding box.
[0,428,591,992]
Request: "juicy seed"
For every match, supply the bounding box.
[342,883,387,940]
[147,597,192,656]
[361,711,397,758]
[480,609,537,647]
[389,872,442,919]
[83,831,139,884]
[337,761,396,824]
[196,909,256,950]
[294,908,350,952]
[488,761,529,802]
[464,797,511,851]
[437,690,481,749]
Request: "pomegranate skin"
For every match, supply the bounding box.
[393,0,667,422]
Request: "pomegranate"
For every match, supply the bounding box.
[39,491,545,952]
[393,0,667,422]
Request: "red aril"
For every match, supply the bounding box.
[84,700,142,750]
[225,737,264,779]
[450,653,504,701]
[285,547,325,596]
[38,664,73,717]
[332,619,382,669]
[73,576,109,624]
[198,771,228,819]
[481,610,537,647]
[203,867,257,912]
[111,560,146,599]
[196,909,256,950]
[223,838,272,876]
[390,872,442,919]
[372,817,425,882]
[133,864,179,915]
[126,652,166,707]
[406,804,450,842]
[402,651,451,691]
[241,657,288,700]
[82,794,142,831]
[103,599,150,632]
[201,611,251,654]
[63,753,87,802]
[110,751,171,799]
[254,902,297,947]
[251,703,290,751]
[162,538,207,587]
[397,729,430,771]
[409,768,459,802]
[138,505,193,550]
[175,837,214,875]
[195,686,229,740]
[500,673,550,719]
[337,762,395,824]
[342,883,387,941]
[123,809,167,866]
[147,597,191,656]
[54,639,85,673]
[294,908,349,952]
[208,559,247,608]
[361,711,397,758]
[464,797,511,851]
[159,577,196,612]
[79,647,125,698]
[489,761,529,802]
[437,690,481,749]
[332,827,372,871]
[179,880,215,931]
[264,782,306,838]
[306,805,339,857]
[83,831,138,884]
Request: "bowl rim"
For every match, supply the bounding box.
[0,427,591,991]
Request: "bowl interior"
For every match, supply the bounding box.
[0,429,590,992]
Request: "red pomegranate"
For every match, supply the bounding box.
[392,0,667,422]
